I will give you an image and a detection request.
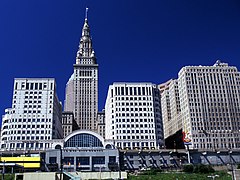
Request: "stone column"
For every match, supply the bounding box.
[90,156,93,171]
[74,156,77,171]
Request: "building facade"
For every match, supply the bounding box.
[97,110,105,139]
[64,11,98,131]
[62,111,78,138]
[1,78,62,151]
[105,83,164,150]
[159,79,183,149]
[45,130,119,172]
[161,61,240,150]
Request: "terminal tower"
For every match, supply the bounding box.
[64,8,98,131]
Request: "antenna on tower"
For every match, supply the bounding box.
[85,7,89,20]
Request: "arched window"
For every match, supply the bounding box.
[105,144,113,149]
[64,133,103,148]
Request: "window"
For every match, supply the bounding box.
[76,157,90,165]
[64,133,103,148]
[92,157,105,165]
[63,157,74,165]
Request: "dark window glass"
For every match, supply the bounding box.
[76,157,90,165]
[26,83,29,90]
[63,157,74,165]
[49,157,57,163]
[30,83,34,90]
[109,156,116,163]
[92,157,105,165]
[64,133,103,148]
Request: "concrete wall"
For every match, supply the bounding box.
[69,171,127,180]
[15,172,57,180]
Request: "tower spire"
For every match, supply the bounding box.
[85,7,88,20]
[75,8,96,64]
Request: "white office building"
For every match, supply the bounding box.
[105,82,164,150]
[1,78,63,151]
[161,61,240,150]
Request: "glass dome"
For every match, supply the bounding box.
[64,133,103,148]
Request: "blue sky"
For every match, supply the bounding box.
[0,0,240,115]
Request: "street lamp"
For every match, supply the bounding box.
[55,145,63,180]
[228,150,235,180]
[117,155,121,180]
[2,160,5,180]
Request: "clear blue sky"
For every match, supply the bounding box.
[0,0,240,115]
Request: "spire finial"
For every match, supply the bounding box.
[85,7,89,20]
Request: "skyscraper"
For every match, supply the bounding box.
[64,9,98,131]
[160,61,240,150]
[105,82,164,149]
[159,79,183,149]
[1,78,62,151]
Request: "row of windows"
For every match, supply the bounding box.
[7,118,51,123]
[24,100,43,104]
[23,110,42,113]
[15,81,53,90]
[192,126,236,131]
[74,78,97,82]
[115,118,154,123]
[115,124,154,128]
[116,129,154,134]
[187,87,240,95]
[194,142,238,149]
[3,142,49,149]
[24,95,42,99]
[115,113,153,117]
[23,105,42,108]
[185,67,237,73]
[62,119,74,124]
[115,107,153,112]
[4,124,51,129]
[115,96,152,101]
[7,129,51,135]
[117,135,155,139]
[112,86,153,96]
[193,137,237,143]
[75,70,93,77]
[190,111,240,117]
[6,135,51,141]
[116,141,155,148]
[75,66,96,70]
[115,102,152,106]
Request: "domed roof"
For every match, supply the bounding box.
[64,130,104,148]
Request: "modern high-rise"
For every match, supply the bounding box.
[159,79,183,149]
[105,82,164,149]
[64,10,98,131]
[161,61,240,150]
[1,78,62,151]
